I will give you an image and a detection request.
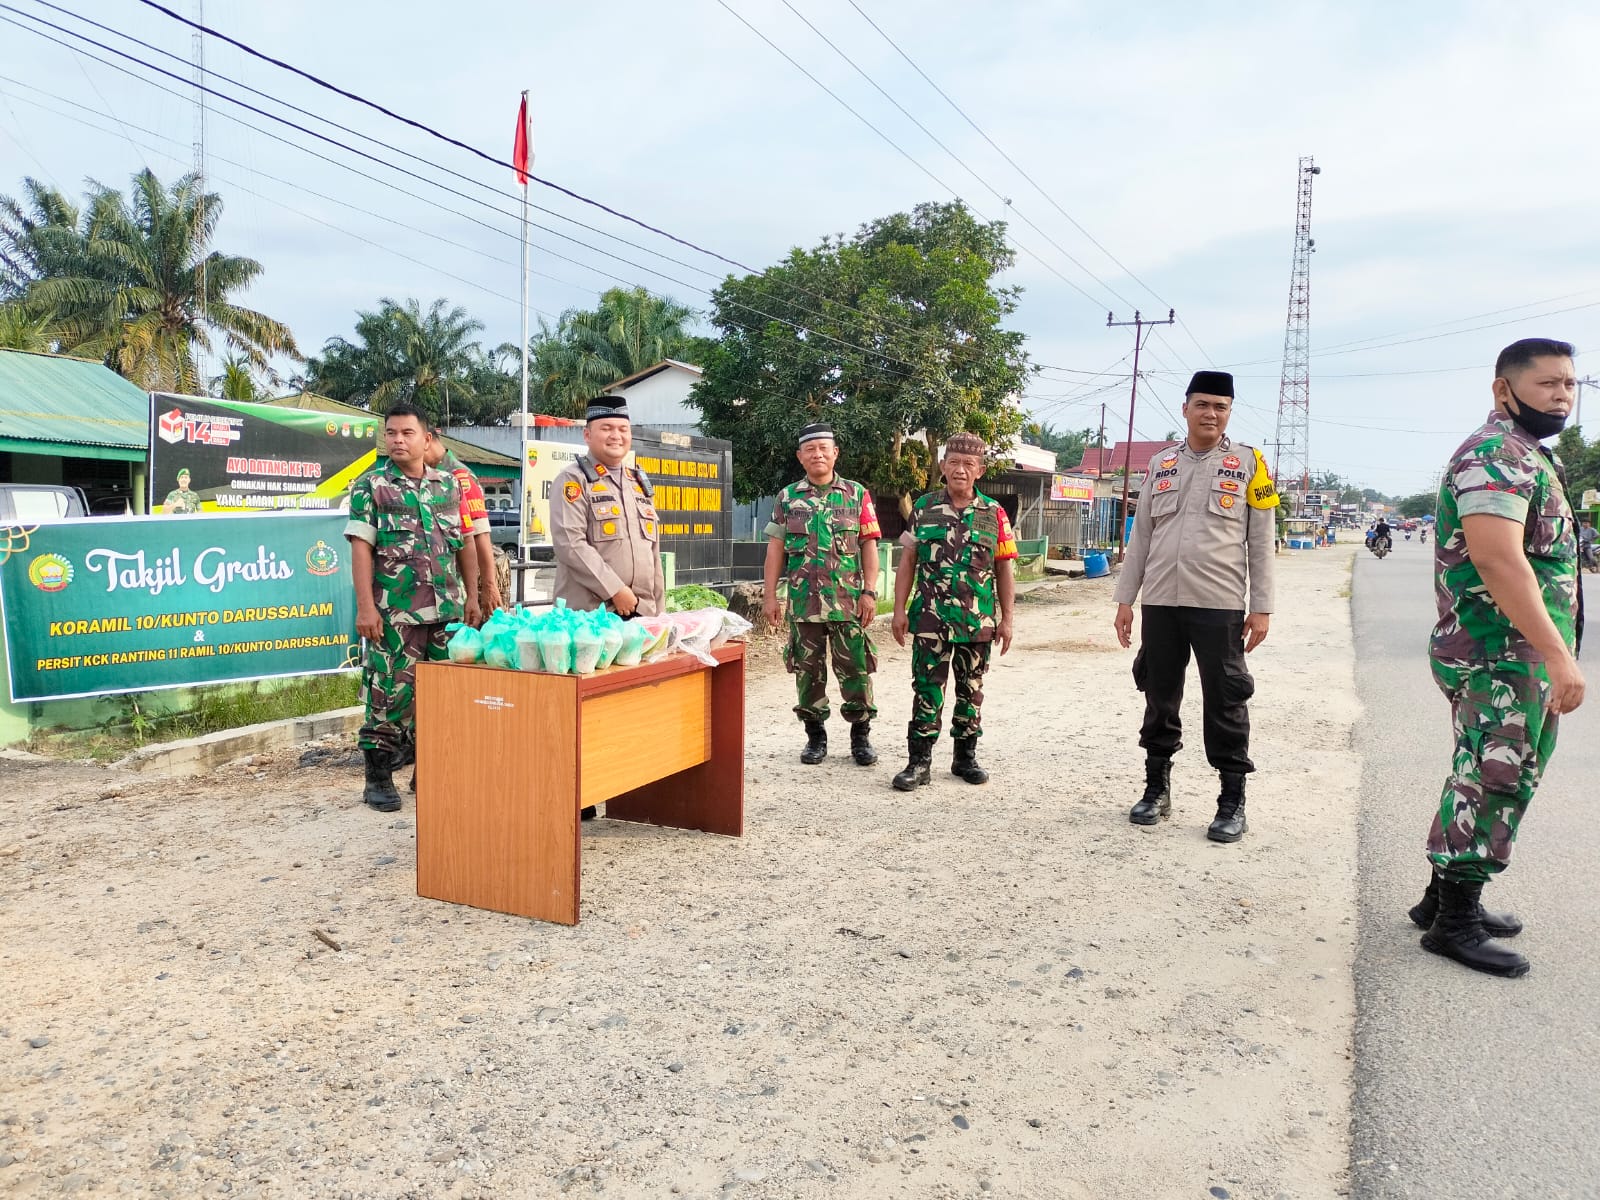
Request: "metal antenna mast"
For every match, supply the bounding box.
[1273,156,1320,499]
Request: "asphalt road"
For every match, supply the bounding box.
[1351,536,1600,1198]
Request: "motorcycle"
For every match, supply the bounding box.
[1368,534,1392,560]
[1582,539,1599,574]
[1420,528,1428,545]
[1404,530,1412,541]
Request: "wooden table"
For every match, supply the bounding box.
[414,643,745,925]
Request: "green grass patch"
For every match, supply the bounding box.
[27,673,360,762]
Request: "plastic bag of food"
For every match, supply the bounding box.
[572,623,605,674]
[483,630,518,671]
[513,629,543,672]
[536,625,573,674]
[445,623,484,664]
[612,619,649,667]
[713,609,754,647]
[667,608,722,667]
[595,614,625,669]
[638,616,679,663]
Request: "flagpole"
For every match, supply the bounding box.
[517,89,531,596]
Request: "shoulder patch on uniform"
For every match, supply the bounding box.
[1246,448,1279,509]
[563,481,580,503]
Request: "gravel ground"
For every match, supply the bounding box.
[0,546,1360,1199]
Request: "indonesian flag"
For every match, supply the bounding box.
[512,95,530,185]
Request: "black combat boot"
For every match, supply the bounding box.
[950,737,989,784]
[1129,756,1172,825]
[800,720,828,765]
[362,748,403,813]
[1206,772,1247,842]
[849,721,878,767]
[892,736,934,791]
[1409,869,1522,938]
[1421,877,1530,978]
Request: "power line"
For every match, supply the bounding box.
[23,0,772,297]
[841,0,1216,366]
[0,7,940,382]
[713,0,1116,314]
[775,0,1141,311]
[126,0,975,357]
[0,82,562,316]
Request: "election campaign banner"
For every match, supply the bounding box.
[0,513,359,702]
[1050,475,1095,504]
[149,394,381,514]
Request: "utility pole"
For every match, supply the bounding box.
[1578,375,1598,432]
[1107,308,1175,560]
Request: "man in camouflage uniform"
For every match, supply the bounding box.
[763,422,882,765]
[345,401,480,812]
[424,426,504,614]
[1413,338,1586,978]
[162,469,201,515]
[890,432,1017,790]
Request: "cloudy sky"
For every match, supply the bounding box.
[3,0,1598,495]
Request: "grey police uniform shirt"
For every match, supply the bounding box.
[549,456,666,616]
[1112,438,1275,614]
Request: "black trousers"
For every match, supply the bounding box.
[1133,605,1255,775]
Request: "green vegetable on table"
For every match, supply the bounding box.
[665,584,728,612]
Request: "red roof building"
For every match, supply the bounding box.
[1069,440,1177,477]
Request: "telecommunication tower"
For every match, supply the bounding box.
[1272,156,1320,496]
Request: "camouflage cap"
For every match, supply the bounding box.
[944,432,988,459]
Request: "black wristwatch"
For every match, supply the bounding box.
[861,589,877,599]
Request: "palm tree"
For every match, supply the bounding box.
[529,286,701,418]
[0,304,60,352]
[307,297,485,423]
[1,169,298,392]
[366,298,484,423]
[209,352,260,401]
[0,179,83,302]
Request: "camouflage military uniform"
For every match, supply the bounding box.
[766,476,881,723]
[899,489,1018,740]
[344,460,467,764]
[1427,413,1579,883]
[162,487,201,514]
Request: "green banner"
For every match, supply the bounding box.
[0,514,360,702]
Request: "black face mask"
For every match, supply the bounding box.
[1503,383,1568,441]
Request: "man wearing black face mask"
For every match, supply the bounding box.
[1414,337,1586,978]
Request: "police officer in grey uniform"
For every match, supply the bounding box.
[550,396,666,618]
[1112,370,1278,842]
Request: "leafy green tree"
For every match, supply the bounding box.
[0,170,298,391]
[689,201,1031,510]
[1020,420,1092,464]
[1556,425,1600,508]
[1396,491,1436,518]
[529,286,701,418]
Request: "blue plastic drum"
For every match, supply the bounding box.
[1084,551,1110,578]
